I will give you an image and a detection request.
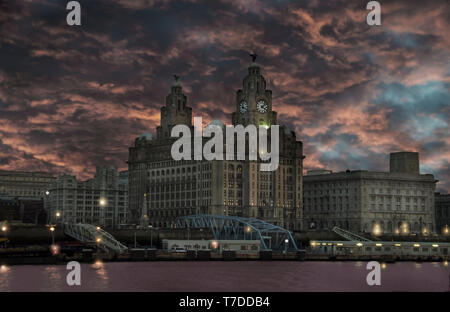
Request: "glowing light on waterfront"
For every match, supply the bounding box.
[381,263,387,269]
[96,226,101,231]
[92,260,103,270]
[422,227,428,235]
[376,243,382,247]
[311,241,317,247]
[0,265,9,273]
[245,226,251,233]
[96,237,102,243]
[50,244,60,255]
[1,226,6,232]
[211,240,219,249]
[55,212,61,217]
[49,226,55,232]
[401,222,409,234]
[372,223,382,236]
[45,191,50,195]
[395,243,401,247]
[444,261,448,267]
[356,243,363,247]
[413,243,420,247]
[99,198,107,206]
[432,244,439,248]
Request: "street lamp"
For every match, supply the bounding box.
[48,225,55,245]
[148,225,153,248]
[284,238,289,254]
[99,197,107,228]
[372,223,382,236]
[1,225,7,248]
[245,226,252,240]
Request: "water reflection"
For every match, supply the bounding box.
[0,264,11,290]
[42,266,63,291]
[91,260,109,290]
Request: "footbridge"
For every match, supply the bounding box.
[175,214,299,251]
[63,223,128,254]
[332,226,372,242]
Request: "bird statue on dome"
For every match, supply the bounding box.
[249,53,257,63]
[173,74,180,82]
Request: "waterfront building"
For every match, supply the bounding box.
[44,166,128,228]
[128,57,304,231]
[303,152,437,234]
[0,197,47,224]
[435,193,450,235]
[0,170,55,199]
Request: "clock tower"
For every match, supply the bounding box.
[231,55,277,127]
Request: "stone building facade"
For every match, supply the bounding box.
[128,58,304,231]
[435,193,450,235]
[0,170,55,199]
[303,153,437,234]
[44,166,128,228]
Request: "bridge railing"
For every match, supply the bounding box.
[332,226,372,242]
[63,223,128,254]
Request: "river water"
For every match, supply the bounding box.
[0,261,448,292]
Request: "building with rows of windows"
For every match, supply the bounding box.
[303,152,437,234]
[128,57,304,231]
[435,193,450,235]
[44,166,128,228]
[0,170,55,199]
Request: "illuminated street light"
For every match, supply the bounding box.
[45,191,50,196]
[401,222,409,234]
[96,226,101,231]
[1,225,7,248]
[443,225,449,235]
[55,212,61,218]
[372,223,382,236]
[211,240,219,249]
[99,198,107,206]
[96,237,102,243]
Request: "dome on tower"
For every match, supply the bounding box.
[206,119,225,131]
[138,132,153,141]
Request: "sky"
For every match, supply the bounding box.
[0,0,449,192]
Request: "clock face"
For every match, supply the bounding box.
[239,100,248,113]
[257,100,268,113]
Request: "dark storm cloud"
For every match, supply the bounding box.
[0,0,449,192]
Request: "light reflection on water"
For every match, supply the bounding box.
[42,266,63,291]
[91,260,109,290]
[0,261,447,292]
[0,265,11,290]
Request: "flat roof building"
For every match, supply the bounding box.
[303,153,437,235]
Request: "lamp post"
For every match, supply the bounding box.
[99,197,107,228]
[1,224,7,248]
[49,225,55,245]
[148,225,153,248]
[284,238,289,254]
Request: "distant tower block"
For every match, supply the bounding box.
[389,152,419,174]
